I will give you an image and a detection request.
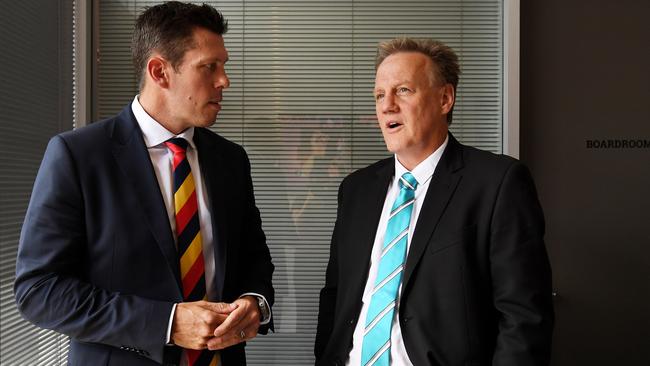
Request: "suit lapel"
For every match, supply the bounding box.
[346,159,394,298]
[193,129,229,301]
[402,134,464,289]
[110,106,182,295]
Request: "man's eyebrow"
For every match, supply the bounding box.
[197,56,229,64]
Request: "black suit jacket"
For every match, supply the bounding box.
[14,105,274,365]
[315,134,553,366]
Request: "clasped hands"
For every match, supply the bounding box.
[171,296,261,350]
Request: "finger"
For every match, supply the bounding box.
[234,309,260,333]
[235,297,261,324]
[189,302,232,329]
[207,337,234,350]
[199,311,229,329]
[206,330,243,350]
[199,301,238,314]
[240,322,260,341]
[212,303,260,343]
[214,314,229,327]
[212,306,247,337]
[172,303,218,349]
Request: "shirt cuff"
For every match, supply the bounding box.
[240,292,272,325]
[165,303,178,345]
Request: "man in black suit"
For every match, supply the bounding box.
[315,38,553,366]
[14,2,273,365]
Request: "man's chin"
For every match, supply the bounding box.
[382,140,401,154]
[197,117,217,128]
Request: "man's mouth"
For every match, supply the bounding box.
[386,121,403,130]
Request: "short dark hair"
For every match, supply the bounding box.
[131,1,228,89]
[376,38,460,124]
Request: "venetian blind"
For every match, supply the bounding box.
[96,1,502,364]
[0,1,73,365]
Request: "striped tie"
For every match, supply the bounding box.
[165,138,219,366]
[361,172,418,366]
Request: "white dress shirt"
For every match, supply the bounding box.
[347,136,449,366]
[130,97,269,354]
[131,96,218,302]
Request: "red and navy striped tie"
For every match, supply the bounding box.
[165,138,219,366]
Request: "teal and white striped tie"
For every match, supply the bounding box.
[361,172,418,366]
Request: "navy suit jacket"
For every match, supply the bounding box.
[14,105,274,365]
[315,134,553,366]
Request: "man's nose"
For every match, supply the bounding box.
[381,94,397,113]
[216,70,230,89]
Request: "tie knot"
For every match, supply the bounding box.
[165,138,188,154]
[398,172,418,191]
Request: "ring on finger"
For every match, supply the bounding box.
[239,330,246,339]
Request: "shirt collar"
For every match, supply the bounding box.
[131,95,196,149]
[394,134,449,187]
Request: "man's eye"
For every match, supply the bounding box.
[204,63,217,71]
[397,87,410,94]
[375,94,384,101]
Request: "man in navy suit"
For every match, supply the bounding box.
[315,38,553,365]
[14,2,273,365]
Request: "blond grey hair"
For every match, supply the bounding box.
[376,38,460,123]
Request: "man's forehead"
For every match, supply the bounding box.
[376,54,436,84]
[186,35,229,63]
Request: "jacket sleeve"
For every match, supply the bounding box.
[489,161,554,366]
[236,150,275,334]
[314,180,344,361]
[14,135,174,364]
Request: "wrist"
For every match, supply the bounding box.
[255,296,270,322]
[239,293,271,323]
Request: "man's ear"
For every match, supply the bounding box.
[146,56,170,88]
[440,83,455,115]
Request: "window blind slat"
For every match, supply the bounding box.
[0,1,73,365]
